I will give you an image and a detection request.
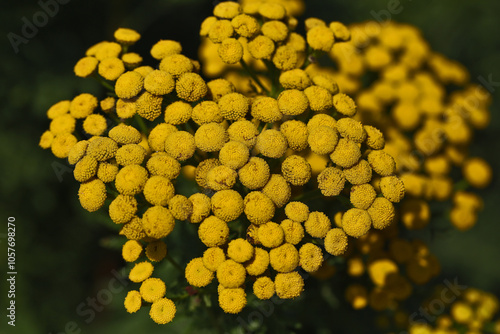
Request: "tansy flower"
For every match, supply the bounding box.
[140,277,166,303]
[307,113,337,131]
[217,259,246,288]
[198,216,229,247]
[115,71,144,99]
[305,18,326,30]
[218,38,244,64]
[281,155,312,186]
[70,93,98,119]
[119,216,146,240]
[272,45,298,71]
[227,238,254,263]
[82,114,107,136]
[49,114,76,136]
[185,257,214,287]
[368,197,395,230]
[134,65,154,77]
[330,138,361,168]
[277,89,309,116]
[350,184,377,210]
[227,119,259,148]
[78,179,107,212]
[255,129,288,158]
[129,261,154,283]
[206,165,238,191]
[165,131,196,161]
[299,243,323,273]
[341,208,371,238]
[317,167,345,196]
[253,276,275,300]
[248,35,275,59]
[284,201,309,223]
[122,240,142,262]
[304,211,331,238]
[87,137,118,161]
[145,240,167,262]
[195,122,228,152]
[151,40,182,60]
[269,243,299,273]
[336,117,366,143]
[311,75,339,95]
[114,28,141,45]
[231,14,260,38]
[304,86,333,112]
[462,157,492,188]
[115,165,148,195]
[259,2,286,19]
[449,207,477,231]
[189,193,211,224]
[279,69,312,90]
[73,155,98,182]
[333,93,357,116]
[218,92,249,120]
[261,174,291,208]
[121,52,143,69]
[142,206,176,239]
[116,99,137,119]
[46,100,70,119]
[147,152,181,180]
[150,298,176,324]
[74,56,98,78]
[195,158,221,188]
[251,96,282,123]
[329,21,350,41]
[343,159,372,185]
[143,176,175,206]
[244,247,269,276]
[262,20,289,42]
[147,123,177,152]
[98,57,125,81]
[136,91,163,121]
[68,140,88,165]
[109,195,137,224]
[143,70,175,96]
[164,101,191,125]
[307,26,335,52]
[324,228,348,255]
[94,41,122,61]
[176,72,208,102]
[211,190,244,222]
[380,176,405,203]
[280,219,305,245]
[115,144,146,166]
[208,20,234,43]
[168,195,193,221]
[450,301,473,324]
[108,124,142,145]
[203,247,226,272]
[345,284,368,309]
[219,141,250,170]
[218,288,247,314]
[206,78,235,102]
[124,290,141,314]
[238,157,270,190]
[274,271,304,299]
[285,32,307,52]
[192,101,223,125]
[244,191,275,225]
[367,150,396,176]
[258,222,284,248]
[308,126,338,155]
[159,54,194,77]
[280,120,308,151]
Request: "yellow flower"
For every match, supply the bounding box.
[284,201,309,223]
[122,240,142,262]
[317,167,345,196]
[129,261,154,283]
[304,211,331,238]
[206,165,238,191]
[192,101,223,125]
[47,100,70,119]
[109,195,137,224]
[203,247,226,272]
[208,20,234,43]
[311,74,339,95]
[342,208,371,238]
[108,124,141,145]
[350,184,377,210]
[367,150,396,177]
[280,120,308,151]
[269,243,299,273]
[279,69,312,90]
[140,277,166,303]
[324,228,348,256]
[176,72,208,102]
[115,144,146,166]
[343,159,372,185]
[231,14,260,38]
[277,89,309,116]
[67,140,88,165]
[244,247,269,276]
[115,165,148,195]
[73,155,98,182]
[87,137,118,161]
[165,131,196,161]
[307,26,335,52]
[168,195,193,221]
[333,93,356,116]
[251,96,282,123]
[218,288,246,314]
[307,113,337,131]
[368,197,395,230]
[228,238,254,263]
[305,18,326,31]
[150,40,182,60]
[200,16,218,36]
[98,57,125,81]
[244,191,275,225]
[198,216,229,247]
[345,284,368,310]
[134,65,154,77]
[143,176,175,206]
[70,93,98,119]
[194,158,221,188]
[304,86,333,112]
[285,32,307,52]
[275,271,304,299]
[163,101,191,125]
[258,222,284,248]
[262,20,289,42]
[281,155,312,186]
[185,257,214,287]
[114,28,141,45]
[49,114,76,135]
[463,157,492,189]
[211,190,244,222]
[189,193,211,224]
[119,216,146,240]
[336,117,366,144]
[124,290,141,314]
[150,298,176,324]
[115,99,136,119]
[248,35,275,59]
[142,70,175,96]
[218,38,244,64]
[194,122,228,152]
[330,138,361,168]
[217,259,246,288]
[148,124,177,152]
[450,206,477,231]
[146,152,181,180]
[207,78,236,101]
[227,119,259,148]
[136,91,163,121]
[78,179,106,212]
[272,45,298,71]
[115,71,144,99]
[219,141,250,170]
[255,129,288,158]
[238,157,270,190]
[218,92,249,120]
[329,21,350,41]
[262,174,291,208]
[145,240,167,262]
[159,54,194,77]
[380,176,405,203]
[83,114,107,136]
[253,276,275,300]
[280,219,304,245]
[299,243,323,273]
[74,56,98,78]
[121,52,143,69]
[142,206,176,239]
[308,126,338,155]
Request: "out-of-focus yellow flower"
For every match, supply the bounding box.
[150,298,176,324]
[462,157,492,189]
[74,56,98,78]
[146,240,167,262]
[114,28,141,45]
[151,40,182,60]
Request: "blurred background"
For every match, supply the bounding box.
[1,0,499,333]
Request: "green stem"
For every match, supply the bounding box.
[166,253,183,272]
[134,114,149,136]
[454,179,469,191]
[240,59,269,95]
[93,75,115,92]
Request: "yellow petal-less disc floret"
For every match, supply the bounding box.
[203,247,226,272]
[270,243,299,273]
[208,20,234,43]
[199,216,230,247]
[100,97,115,113]
[207,78,235,102]
[136,91,163,121]
[255,129,288,158]
[168,194,193,221]
[145,240,167,262]
[330,138,361,168]
[261,174,291,208]
[140,278,166,303]
[129,261,154,283]
[39,131,54,149]
[274,271,304,299]
[336,117,366,143]
[73,155,98,182]
[195,158,221,188]
[244,191,275,225]
[307,113,337,131]
[109,195,137,224]
[144,70,175,95]
[189,193,211,224]
[164,101,192,125]
[121,52,143,68]
[150,298,176,324]
[343,159,372,185]
[150,40,182,60]
[304,211,332,238]
[97,161,119,183]
[74,57,98,78]
[262,20,289,42]
[333,93,356,117]
[238,157,270,190]
[87,137,118,161]
[98,57,125,81]
[218,92,249,120]
[115,144,146,166]
[115,71,144,99]
[115,99,136,119]
[83,114,107,136]
[67,140,88,165]
[279,69,312,90]
[119,216,146,240]
[258,2,286,20]
[253,276,275,300]
[109,124,142,145]
[148,123,177,152]
[185,257,214,287]
[218,38,244,64]
[304,85,333,112]
[258,222,284,248]
[159,54,194,77]
[124,290,141,314]
[227,120,259,148]
[272,45,298,71]
[350,184,377,210]
[280,219,305,245]
[194,122,228,152]
[342,208,371,238]
[277,89,309,116]
[462,157,492,189]
[142,206,176,239]
[367,150,396,177]
[147,152,181,180]
[176,72,208,102]
[114,28,141,45]
[281,155,312,186]
[324,228,348,255]
[245,247,270,276]
[368,197,395,230]
[317,167,345,196]
[380,176,405,203]
[217,259,246,288]
[299,243,323,273]
[78,179,107,212]
[192,101,223,125]
[363,125,385,150]
[307,26,335,52]
[219,141,250,170]
[251,96,282,123]
[231,14,260,38]
[206,165,238,191]
[218,288,247,314]
[227,238,254,263]
[115,165,148,195]
[308,126,339,155]
[50,114,76,135]
[70,93,98,119]
[280,120,308,151]
[284,201,310,223]
[143,176,175,206]
[248,35,275,59]
[47,100,70,119]
[165,131,196,161]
